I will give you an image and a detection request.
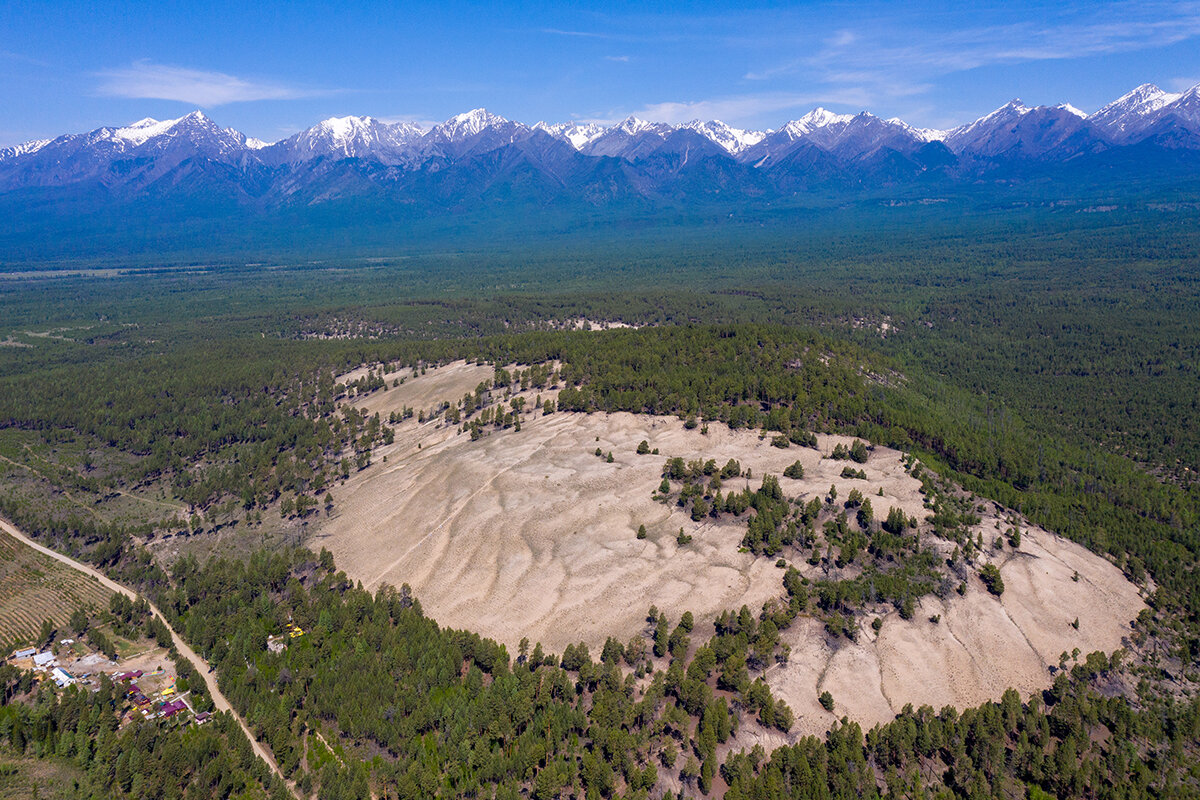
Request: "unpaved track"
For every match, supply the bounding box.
[0,517,297,798]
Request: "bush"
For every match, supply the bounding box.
[783,460,805,479]
[818,690,834,711]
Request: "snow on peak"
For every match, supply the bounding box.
[438,108,509,139]
[288,115,425,159]
[780,108,854,138]
[110,115,190,145]
[681,120,764,154]
[1093,83,1178,116]
[533,121,606,149]
[615,115,656,135]
[991,99,1031,118]
[317,115,378,144]
[887,117,947,142]
[1057,103,1087,118]
[245,137,271,150]
[1088,83,1184,138]
[0,137,51,161]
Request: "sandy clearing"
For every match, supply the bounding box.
[316,361,1144,738]
[317,409,793,653]
[339,360,495,420]
[767,514,1144,738]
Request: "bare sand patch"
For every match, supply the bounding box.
[315,368,1144,737]
[339,360,496,419]
[317,409,789,654]
[770,516,1143,737]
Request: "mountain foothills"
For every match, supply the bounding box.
[2,83,1200,209]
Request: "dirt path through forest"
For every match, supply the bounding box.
[0,517,298,798]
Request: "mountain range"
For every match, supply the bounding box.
[2,82,1199,230]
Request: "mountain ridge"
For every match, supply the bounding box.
[1,81,1198,226]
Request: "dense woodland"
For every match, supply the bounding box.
[1,212,1199,796]
[0,665,288,799]
[8,548,1195,799]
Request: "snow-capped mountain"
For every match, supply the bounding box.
[430,108,513,142]
[2,80,1199,207]
[739,109,928,166]
[941,100,1097,159]
[1089,84,1183,142]
[778,108,855,141]
[1120,85,1200,145]
[0,138,51,162]
[533,121,607,149]
[580,116,676,158]
[679,120,764,155]
[420,109,535,161]
[265,116,424,165]
[0,111,255,192]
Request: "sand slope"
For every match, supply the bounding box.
[318,360,1145,737]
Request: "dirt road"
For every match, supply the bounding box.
[0,517,296,797]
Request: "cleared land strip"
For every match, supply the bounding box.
[0,517,298,799]
[0,529,113,648]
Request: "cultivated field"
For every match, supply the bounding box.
[0,528,113,649]
[318,360,1145,737]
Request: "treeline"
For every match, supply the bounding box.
[724,664,1200,800]
[154,548,777,799]
[116,547,1200,799]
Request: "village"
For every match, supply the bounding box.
[6,637,212,730]
[5,616,307,734]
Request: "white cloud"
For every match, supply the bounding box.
[755,3,1200,83]
[827,29,857,48]
[540,28,615,40]
[95,62,330,106]
[605,55,631,63]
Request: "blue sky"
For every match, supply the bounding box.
[3,0,1199,146]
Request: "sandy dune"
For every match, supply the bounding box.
[317,360,1144,737]
[771,517,1143,737]
[340,360,496,419]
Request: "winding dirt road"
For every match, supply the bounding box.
[0,517,297,797]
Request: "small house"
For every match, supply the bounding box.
[32,651,55,668]
[12,647,36,659]
[160,699,187,718]
[51,667,76,687]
